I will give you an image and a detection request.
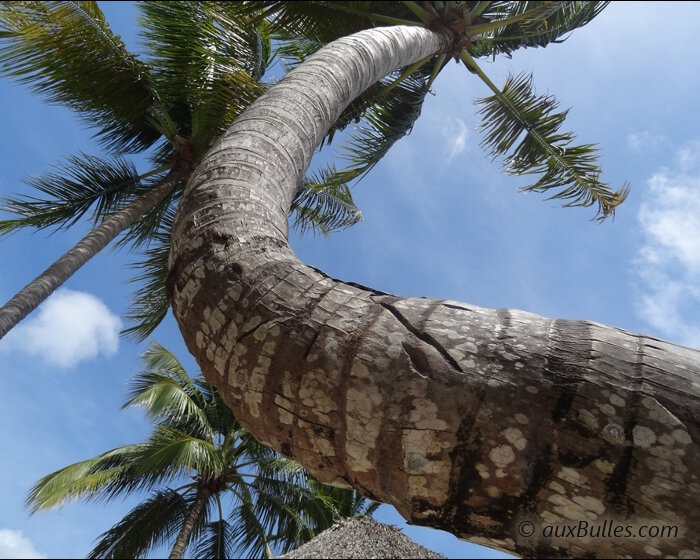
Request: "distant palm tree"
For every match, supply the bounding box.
[26,343,376,559]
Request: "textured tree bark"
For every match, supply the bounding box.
[168,486,211,559]
[169,26,700,558]
[0,164,186,340]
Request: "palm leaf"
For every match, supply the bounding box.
[192,516,237,560]
[249,471,334,554]
[137,425,224,482]
[471,1,609,57]
[0,154,169,235]
[292,166,363,236]
[122,238,172,341]
[86,489,191,559]
[313,61,436,192]
[124,342,215,436]
[472,68,628,218]
[25,444,150,512]
[120,203,178,340]
[306,475,379,518]
[0,1,170,152]
[240,2,396,45]
[123,371,214,443]
[227,484,276,559]
[200,381,239,437]
[138,1,269,157]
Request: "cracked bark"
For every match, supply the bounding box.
[169,26,700,558]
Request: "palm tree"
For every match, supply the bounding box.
[5,2,698,557]
[27,342,376,559]
[0,1,362,340]
[164,3,700,559]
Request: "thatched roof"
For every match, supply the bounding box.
[279,517,446,559]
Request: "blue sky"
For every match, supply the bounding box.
[1,2,699,558]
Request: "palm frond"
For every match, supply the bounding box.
[138,2,269,157]
[470,1,609,58]
[0,1,169,152]
[239,2,388,45]
[123,371,214,443]
[316,61,436,189]
[122,239,172,341]
[249,472,335,555]
[472,68,628,218]
[120,202,178,341]
[0,154,167,236]
[192,517,237,560]
[306,475,379,518]
[189,66,267,156]
[115,174,183,249]
[137,425,225,482]
[87,489,191,559]
[229,496,276,559]
[291,166,363,236]
[200,381,239,437]
[25,444,150,512]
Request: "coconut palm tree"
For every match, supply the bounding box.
[6,2,698,557]
[27,342,376,559]
[0,1,362,340]
[164,3,700,558]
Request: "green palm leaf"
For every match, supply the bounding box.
[138,1,269,157]
[227,489,276,559]
[292,167,363,236]
[87,489,191,559]
[199,381,239,437]
[471,1,609,57]
[124,370,214,442]
[120,202,178,341]
[0,1,171,152]
[138,425,225,481]
[122,238,172,341]
[0,154,168,235]
[252,476,329,553]
[192,517,237,560]
[25,444,149,512]
[472,68,628,218]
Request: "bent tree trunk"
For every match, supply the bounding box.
[0,164,186,340]
[169,26,700,558]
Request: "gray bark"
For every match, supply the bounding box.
[169,486,211,559]
[0,164,186,340]
[169,26,700,558]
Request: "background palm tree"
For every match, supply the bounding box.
[26,342,377,559]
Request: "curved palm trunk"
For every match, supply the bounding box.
[169,26,700,558]
[169,486,211,559]
[0,164,186,340]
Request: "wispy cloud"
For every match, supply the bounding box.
[445,119,469,163]
[635,145,700,348]
[1,289,121,368]
[627,131,666,153]
[0,529,46,559]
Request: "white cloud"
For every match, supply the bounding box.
[627,131,666,153]
[445,119,469,162]
[0,529,46,559]
[1,289,121,369]
[635,148,700,348]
